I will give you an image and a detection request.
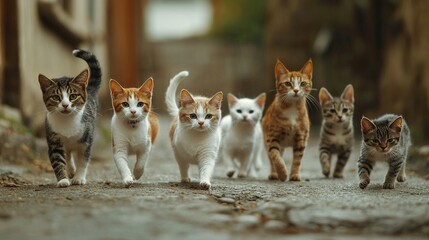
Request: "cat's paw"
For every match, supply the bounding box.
[57,178,71,188]
[275,165,288,182]
[268,173,279,180]
[289,174,301,181]
[333,172,344,178]
[133,168,144,180]
[71,177,87,185]
[238,172,247,178]
[181,178,191,183]
[67,167,76,179]
[199,181,211,190]
[123,176,134,188]
[359,179,370,189]
[226,171,235,178]
[397,175,407,182]
[383,181,395,189]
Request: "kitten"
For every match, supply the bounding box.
[262,59,313,181]
[109,78,159,187]
[220,93,266,178]
[38,49,101,187]
[318,85,354,178]
[358,114,411,189]
[165,71,223,190]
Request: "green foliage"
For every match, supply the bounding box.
[210,0,266,44]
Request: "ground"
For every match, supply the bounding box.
[0,116,428,240]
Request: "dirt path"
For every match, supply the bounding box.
[1,117,428,240]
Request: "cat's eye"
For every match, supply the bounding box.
[371,139,380,144]
[190,113,197,119]
[137,102,144,107]
[342,108,348,113]
[329,109,336,113]
[249,110,254,114]
[284,82,292,87]
[205,114,213,119]
[236,109,242,113]
[300,82,307,87]
[387,138,395,143]
[69,94,78,100]
[51,95,60,101]
[121,102,129,108]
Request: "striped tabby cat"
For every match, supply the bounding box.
[318,85,354,178]
[358,114,411,189]
[262,59,313,181]
[109,78,159,187]
[38,49,101,187]
[166,71,223,189]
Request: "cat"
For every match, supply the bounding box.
[165,71,223,190]
[38,49,101,187]
[318,84,354,178]
[262,59,313,182]
[358,114,411,189]
[109,78,159,187]
[220,93,266,178]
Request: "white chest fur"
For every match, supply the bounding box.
[47,111,84,138]
[111,114,151,154]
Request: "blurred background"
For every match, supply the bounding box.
[0,0,429,146]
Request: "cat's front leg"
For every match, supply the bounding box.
[197,151,216,190]
[47,134,70,187]
[266,140,287,181]
[223,152,236,178]
[333,146,352,178]
[319,145,332,178]
[238,152,253,178]
[113,148,133,187]
[65,150,76,179]
[134,147,150,180]
[358,157,374,189]
[383,157,404,189]
[71,146,90,185]
[290,131,308,181]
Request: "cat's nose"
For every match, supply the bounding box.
[198,121,204,126]
[243,116,248,120]
[293,89,299,94]
[62,104,69,108]
[130,110,136,115]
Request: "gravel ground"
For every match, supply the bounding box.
[0,116,428,240]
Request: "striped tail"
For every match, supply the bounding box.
[72,49,102,94]
[165,71,189,117]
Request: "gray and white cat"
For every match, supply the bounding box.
[38,49,101,187]
[358,114,411,189]
[220,93,266,178]
[318,85,354,178]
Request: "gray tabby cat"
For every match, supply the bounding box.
[38,49,101,187]
[358,114,411,189]
[318,84,354,178]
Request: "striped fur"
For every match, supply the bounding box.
[38,49,101,187]
[358,114,411,189]
[262,59,313,182]
[318,85,354,178]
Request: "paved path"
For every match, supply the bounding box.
[0,117,428,239]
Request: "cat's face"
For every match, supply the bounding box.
[361,116,402,153]
[109,78,153,121]
[275,59,313,101]
[228,93,266,126]
[319,85,354,124]
[38,70,89,115]
[178,89,223,132]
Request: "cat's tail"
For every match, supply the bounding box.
[72,49,102,94]
[165,71,189,117]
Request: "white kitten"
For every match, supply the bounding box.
[220,93,266,178]
[166,71,223,190]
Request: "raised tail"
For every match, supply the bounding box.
[72,49,102,94]
[165,71,189,116]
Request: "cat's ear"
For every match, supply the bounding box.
[180,89,195,107]
[109,79,125,98]
[227,93,238,108]
[300,59,313,79]
[319,87,333,105]
[71,69,89,88]
[139,77,154,97]
[255,92,266,109]
[209,91,223,109]
[38,74,55,93]
[389,116,403,133]
[361,116,376,134]
[275,59,289,82]
[341,84,354,103]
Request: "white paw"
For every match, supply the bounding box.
[181,178,191,183]
[57,179,71,188]
[123,176,134,188]
[199,181,211,190]
[71,177,87,185]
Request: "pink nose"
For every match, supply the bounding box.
[293,89,299,94]
[198,121,204,126]
[62,104,69,108]
[131,110,136,115]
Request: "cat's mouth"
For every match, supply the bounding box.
[60,109,72,114]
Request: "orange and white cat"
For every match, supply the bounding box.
[109,78,159,187]
[166,71,223,190]
[262,59,313,182]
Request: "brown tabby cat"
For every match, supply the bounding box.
[262,59,313,181]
